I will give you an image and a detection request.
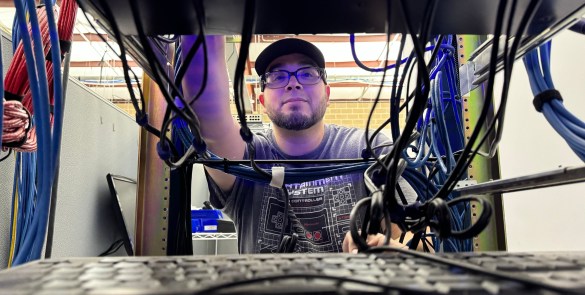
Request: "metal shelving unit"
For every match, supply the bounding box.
[192,233,238,256]
[192,233,238,240]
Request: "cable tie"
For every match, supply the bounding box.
[2,135,28,148]
[361,148,371,159]
[59,40,72,55]
[239,128,254,143]
[4,91,23,102]
[156,141,171,161]
[270,166,285,188]
[46,41,73,62]
[223,158,229,173]
[192,138,207,155]
[533,89,562,112]
[135,113,148,127]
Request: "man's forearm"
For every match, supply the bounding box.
[181,35,232,140]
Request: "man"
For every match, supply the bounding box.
[182,36,417,254]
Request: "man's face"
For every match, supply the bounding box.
[259,53,330,131]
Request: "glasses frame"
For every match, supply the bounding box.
[260,66,327,91]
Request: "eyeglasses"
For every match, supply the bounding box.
[261,66,326,90]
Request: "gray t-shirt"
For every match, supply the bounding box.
[208,124,415,253]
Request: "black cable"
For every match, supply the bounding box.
[185,247,582,294]
[126,0,196,123]
[189,272,429,295]
[364,22,394,171]
[174,35,205,94]
[0,149,12,162]
[432,0,509,201]
[127,0,209,166]
[349,197,373,251]
[98,239,124,256]
[382,2,440,171]
[233,0,256,140]
[44,50,73,259]
[193,158,378,165]
[488,0,541,156]
[364,247,579,294]
[389,36,408,142]
[78,0,162,139]
[183,0,209,105]
[438,0,541,200]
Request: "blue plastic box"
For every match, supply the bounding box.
[191,209,223,233]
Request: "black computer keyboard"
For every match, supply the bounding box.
[1,251,585,295]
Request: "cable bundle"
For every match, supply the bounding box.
[7,0,76,266]
[2,100,35,152]
[523,41,585,160]
[80,0,549,255]
[3,0,76,152]
[347,0,544,254]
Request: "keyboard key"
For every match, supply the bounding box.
[550,271,585,281]
[79,272,115,281]
[82,279,120,289]
[322,268,352,277]
[37,290,85,295]
[435,281,489,294]
[547,261,582,270]
[43,280,81,290]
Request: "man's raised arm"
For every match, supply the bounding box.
[181,36,245,193]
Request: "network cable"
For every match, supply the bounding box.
[523,40,585,161]
[8,0,75,266]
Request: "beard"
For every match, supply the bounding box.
[266,99,327,131]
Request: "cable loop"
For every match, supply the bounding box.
[425,198,452,238]
[156,141,171,161]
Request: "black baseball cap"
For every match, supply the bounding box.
[254,38,326,77]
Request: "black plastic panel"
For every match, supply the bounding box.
[79,0,585,36]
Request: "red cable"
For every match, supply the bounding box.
[2,1,78,151]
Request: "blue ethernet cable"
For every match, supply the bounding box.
[11,0,43,266]
[45,0,64,176]
[12,0,57,265]
[523,41,585,161]
[349,34,455,73]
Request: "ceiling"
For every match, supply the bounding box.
[0,5,413,105]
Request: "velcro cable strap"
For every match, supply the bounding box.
[60,40,72,55]
[45,41,73,62]
[5,91,23,102]
[533,89,562,112]
[270,166,285,188]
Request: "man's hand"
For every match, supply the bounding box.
[342,232,408,254]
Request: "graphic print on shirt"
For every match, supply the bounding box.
[255,174,359,253]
